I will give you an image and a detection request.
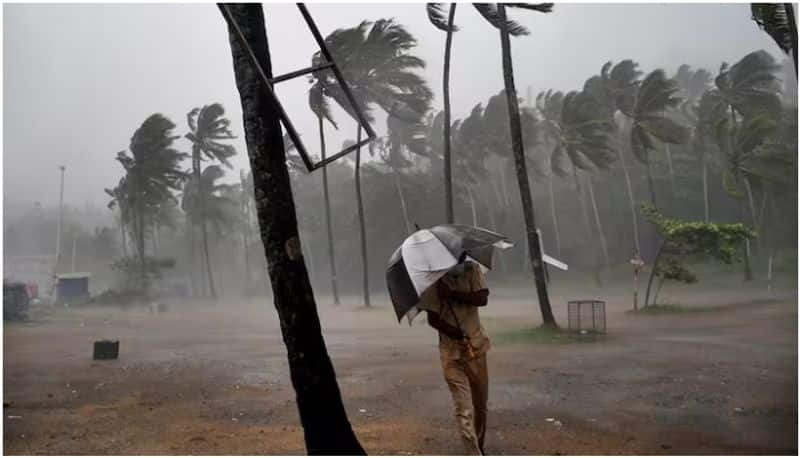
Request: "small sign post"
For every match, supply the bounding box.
[630,252,645,311]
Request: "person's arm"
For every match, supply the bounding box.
[427,311,464,340]
[438,281,489,306]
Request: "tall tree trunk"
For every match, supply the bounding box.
[548,175,562,258]
[120,216,128,257]
[586,174,610,266]
[188,223,198,297]
[743,176,762,252]
[573,166,601,285]
[786,3,798,75]
[665,144,676,204]
[645,159,657,207]
[644,239,667,308]
[497,4,555,327]
[220,4,365,453]
[319,116,340,305]
[392,166,412,234]
[201,219,217,299]
[355,126,370,307]
[467,187,478,226]
[701,146,710,222]
[443,3,456,224]
[616,130,641,254]
[136,192,146,291]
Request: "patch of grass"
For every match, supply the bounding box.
[493,325,606,345]
[628,303,718,315]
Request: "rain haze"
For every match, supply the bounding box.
[2,2,797,456]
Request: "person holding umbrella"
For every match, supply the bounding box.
[423,254,491,455]
[386,224,511,455]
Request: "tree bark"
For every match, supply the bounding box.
[355,126,370,307]
[318,116,340,305]
[497,4,555,327]
[443,3,456,224]
[220,4,365,454]
[586,174,610,266]
[548,175,562,258]
[785,3,798,75]
[392,166,412,235]
[616,129,641,254]
[701,146,709,222]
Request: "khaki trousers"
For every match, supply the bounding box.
[441,352,488,455]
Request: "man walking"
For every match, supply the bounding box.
[422,258,491,455]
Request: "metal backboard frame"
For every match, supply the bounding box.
[219,3,376,173]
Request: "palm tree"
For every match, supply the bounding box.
[535,90,569,258]
[475,2,556,326]
[628,69,691,207]
[220,4,364,453]
[308,82,341,305]
[105,177,130,258]
[427,3,459,223]
[114,114,187,289]
[714,50,782,251]
[181,165,239,290]
[310,19,433,307]
[185,103,237,299]
[751,3,798,75]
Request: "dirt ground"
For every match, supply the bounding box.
[3,274,798,455]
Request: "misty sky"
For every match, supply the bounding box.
[3,2,783,211]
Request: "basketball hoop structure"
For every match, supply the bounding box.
[219,3,377,173]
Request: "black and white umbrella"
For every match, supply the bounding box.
[386,224,513,324]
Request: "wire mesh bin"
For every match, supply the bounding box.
[567,300,606,334]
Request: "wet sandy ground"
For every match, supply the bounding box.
[3,277,798,455]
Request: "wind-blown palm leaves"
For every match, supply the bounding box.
[629,69,691,205]
[181,166,239,234]
[715,50,783,118]
[309,19,433,307]
[185,103,237,299]
[751,3,798,75]
[114,113,188,288]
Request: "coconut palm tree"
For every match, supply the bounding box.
[185,103,237,299]
[104,177,131,257]
[114,114,188,289]
[220,5,365,452]
[310,19,433,307]
[475,2,556,326]
[751,3,797,75]
[627,69,692,207]
[427,3,459,223]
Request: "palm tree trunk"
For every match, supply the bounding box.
[586,174,610,266]
[467,187,478,227]
[548,175,562,258]
[188,223,198,297]
[644,239,667,308]
[786,3,798,75]
[137,197,146,290]
[665,144,676,202]
[391,166,412,234]
[319,116,340,305]
[701,147,710,222]
[573,166,601,285]
[743,176,762,252]
[120,215,128,258]
[616,132,641,254]
[645,160,657,207]
[443,3,456,224]
[497,4,555,327]
[355,126,370,307]
[485,192,507,273]
[221,5,365,453]
[201,220,217,298]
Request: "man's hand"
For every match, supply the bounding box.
[427,311,464,340]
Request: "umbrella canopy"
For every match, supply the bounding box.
[386,224,512,324]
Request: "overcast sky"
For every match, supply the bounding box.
[3,2,783,210]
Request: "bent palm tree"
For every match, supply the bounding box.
[310,18,433,307]
[477,2,557,327]
[427,3,459,223]
[185,103,237,299]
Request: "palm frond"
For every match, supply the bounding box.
[473,3,529,36]
[426,3,458,31]
[751,4,794,55]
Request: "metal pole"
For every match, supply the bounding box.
[71,236,77,272]
[55,166,66,268]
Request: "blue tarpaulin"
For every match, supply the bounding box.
[56,273,90,303]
